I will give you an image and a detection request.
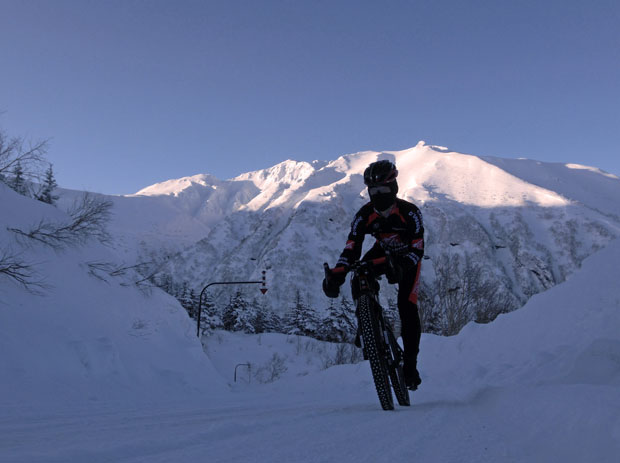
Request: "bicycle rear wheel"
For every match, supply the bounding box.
[358,295,394,411]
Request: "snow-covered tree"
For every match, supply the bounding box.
[264,309,282,333]
[251,297,282,333]
[10,160,27,196]
[319,296,356,342]
[36,164,58,204]
[284,290,319,337]
[340,295,357,334]
[178,281,193,317]
[199,289,222,333]
[222,291,256,333]
[251,297,268,333]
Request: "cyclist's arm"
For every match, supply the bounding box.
[336,209,367,268]
[403,205,424,266]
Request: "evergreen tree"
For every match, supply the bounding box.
[171,280,183,299]
[317,299,336,342]
[251,298,282,334]
[188,288,198,318]
[284,290,319,337]
[222,291,255,333]
[257,300,282,334]
[265,309,282,333]
[340,295,357,335]
[37,164,58,204]
[320,296,357,342]
[252,297,268,333]
[10,160,27,196]
[178,281,192,317]
[221,294,236,330]
[200,289,222,333]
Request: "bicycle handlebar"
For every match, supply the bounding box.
[324,257,387,276]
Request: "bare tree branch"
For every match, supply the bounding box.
[0,128,49,183]
[8,193,113,249]
[64,193,113,244]
[85,260,157,295]
[0,248,46,293]
[421,252,517,336]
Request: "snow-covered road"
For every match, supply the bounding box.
[3,375,619,463]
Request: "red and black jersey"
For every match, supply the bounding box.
[337,198,424,268]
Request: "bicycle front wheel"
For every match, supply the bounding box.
[358,295,394,411]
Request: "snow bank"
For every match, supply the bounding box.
[204,331,363,387]
[0,184,228,410]
[420,236,620,397]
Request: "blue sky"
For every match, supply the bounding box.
[1,0,619,194]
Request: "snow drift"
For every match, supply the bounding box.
[0,183,227,409]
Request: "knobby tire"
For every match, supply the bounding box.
[358,295,394,411]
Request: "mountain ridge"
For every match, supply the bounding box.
[98,142,620,333]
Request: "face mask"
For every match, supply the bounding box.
[370,192,396,212]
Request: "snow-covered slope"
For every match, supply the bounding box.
[420,235,620,396]
[3,233,619,462]
[0,183,227,409]
[120,142,620,322]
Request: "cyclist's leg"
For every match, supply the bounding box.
[361,242,386,265]
[397,260,422,388]
[361,243,387,292]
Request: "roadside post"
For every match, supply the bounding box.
[196,271,267,337]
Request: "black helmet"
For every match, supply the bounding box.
[364,160,399,211]
[363,160,398,187]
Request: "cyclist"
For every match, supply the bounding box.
[323,160,424,390]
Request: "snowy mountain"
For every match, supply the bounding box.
[53,173,258,262]
[104,142,620,329]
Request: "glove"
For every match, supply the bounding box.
[322,278,340,298]
[322,264,348,298]
[385,261,403,284]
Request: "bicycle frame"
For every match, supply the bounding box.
[347,260,404,371]
[324,257,410,409]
